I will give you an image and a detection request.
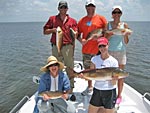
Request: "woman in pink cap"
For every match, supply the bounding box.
[80,37,119,113]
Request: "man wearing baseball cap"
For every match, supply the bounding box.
[43,1,78,101]
[77,0,107,96]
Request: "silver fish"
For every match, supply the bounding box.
[108,28,133,35]
[86,28,104,41]
[74,67,129,81]
[70,28,77,42]
[39,91,63,99]
[56,26,63,54]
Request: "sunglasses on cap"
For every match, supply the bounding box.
[99,45,107,48]
[48,63,59,67]
[112,11,122,14]
[59,6,68,9]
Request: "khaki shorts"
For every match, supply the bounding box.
[109,51,126,65]
[52,44,74,88]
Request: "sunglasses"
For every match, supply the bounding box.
[112,11,122,14]
[49,63,59,67]
[99,45,107,48]
[59,6,68,9]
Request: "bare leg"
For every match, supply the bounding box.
[117,65,125,98]
[88,80,93,88]
[98,107,105,113]
[88,104,100,113]
[105,108,115,113]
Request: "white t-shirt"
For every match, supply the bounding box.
[50,75,59,91]
[91,55,119,90]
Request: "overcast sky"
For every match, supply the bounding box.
[0,0,149,22]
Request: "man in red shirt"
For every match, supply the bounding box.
[77,0,107,96]
[43,1,78,100]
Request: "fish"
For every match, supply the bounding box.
[39,91,64,99]
[86,28,104,41]
[73,67,129,81]
[107,28,133,35]
[56,26,63,54]
[70,28,77,42]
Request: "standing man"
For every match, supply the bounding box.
[43,1,78,99]
[77,0,107,96]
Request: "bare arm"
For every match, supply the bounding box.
[124,23,129,44]
[43,28,57,35]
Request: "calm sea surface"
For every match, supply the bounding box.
[0,22,150,113]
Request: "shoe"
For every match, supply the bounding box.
[116,97,122,104]
[69,94,76,101]
[81,87,93,96]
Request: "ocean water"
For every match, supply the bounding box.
[0,22,150,113]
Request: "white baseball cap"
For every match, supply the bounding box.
[112,5,122,12]
[86,0,96,6]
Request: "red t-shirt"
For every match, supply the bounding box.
[43,14,77,45]
[78,14,107,55]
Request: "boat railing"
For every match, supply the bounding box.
[142,92,150,100]
[9,95,30,113]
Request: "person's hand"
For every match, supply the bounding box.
[43,94,51,101]
[112,74,119,80]
[53,28,57,33]
[81,39,87,45]
[124,31,131,36]
[61,93,68,100]
[105,30,114,38]
[78,73,84,78]
[107,31,114,35]
[90,34,99,40]
[78,73,90,81]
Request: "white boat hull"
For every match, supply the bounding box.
[16,78,150,113]
[10,61,150,113]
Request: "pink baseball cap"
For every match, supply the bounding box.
[97,37,108,46]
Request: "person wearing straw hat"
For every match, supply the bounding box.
[39,55,70,96]
[34,56,75,113]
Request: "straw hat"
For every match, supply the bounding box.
[40,56,65,72]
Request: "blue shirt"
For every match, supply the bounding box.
[108,22,126,51]
[34,71,70,113]
[38,71,71,94]
[108,35,126,51]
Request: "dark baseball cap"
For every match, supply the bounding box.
[58,1,68,8]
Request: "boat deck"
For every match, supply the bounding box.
[17,78,150,113]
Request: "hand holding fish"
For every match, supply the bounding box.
[112,74,119,80]
[81,39,88,45]
[61,93,68,100]
[42,93,51,101]
[52,28,57,33]
[78,73,90,81]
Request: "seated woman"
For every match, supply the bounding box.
[34,55,75,113]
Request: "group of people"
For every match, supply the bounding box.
[34,0,131,113]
